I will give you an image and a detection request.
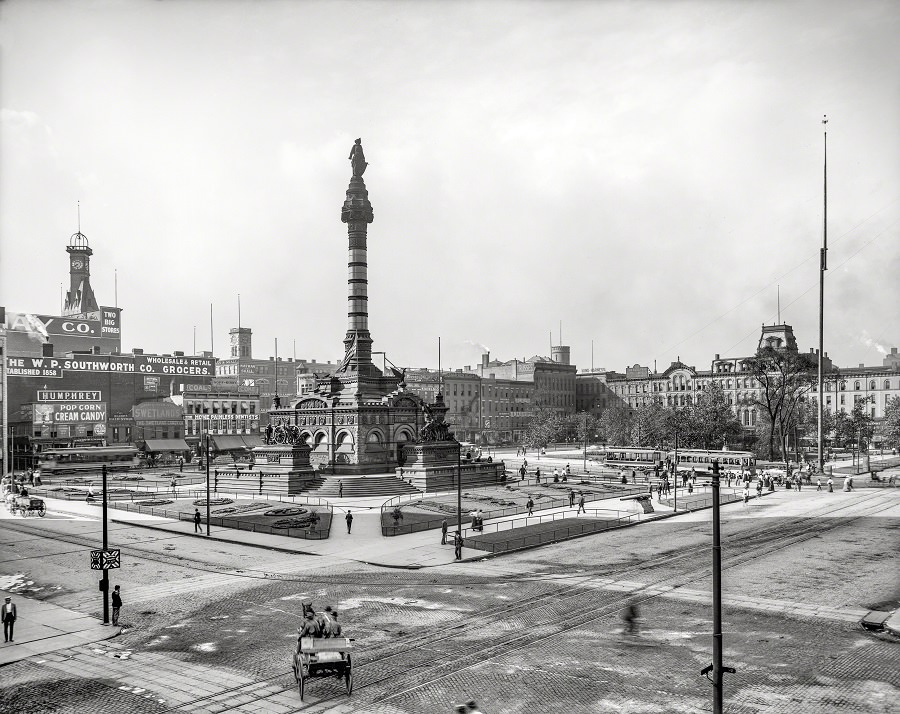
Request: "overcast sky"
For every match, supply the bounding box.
[1,0,897,375]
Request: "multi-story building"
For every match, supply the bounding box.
[177,389,262,456]
[215,327,303,411]
[575,368,623,418]
[404,369,482,443]
[602,323,900,446]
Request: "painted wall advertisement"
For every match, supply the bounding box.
[7,355,215,378]
[32,402,108,426]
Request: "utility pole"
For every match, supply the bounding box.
[702,459,735,711]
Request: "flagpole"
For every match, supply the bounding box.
[817,115,828,474]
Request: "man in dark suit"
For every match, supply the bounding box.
[2,596,16,642]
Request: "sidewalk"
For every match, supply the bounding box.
[0,590,119,666]
[37,486,864,571]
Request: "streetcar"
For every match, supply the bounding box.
[670,449,755,475]
[595,447,666,471]
[37,446,141,474]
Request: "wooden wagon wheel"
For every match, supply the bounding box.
[345,653,353,694]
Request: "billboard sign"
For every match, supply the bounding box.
[5,312,100,337]
[32,402,108,425]
[37,390,101,402]
[7,355,215,377]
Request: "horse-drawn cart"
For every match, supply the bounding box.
[292,636,353,701]
[10,496,46,518]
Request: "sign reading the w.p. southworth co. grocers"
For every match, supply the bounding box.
[7,355,215,378]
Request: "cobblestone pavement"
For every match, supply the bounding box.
[0,490,896,713]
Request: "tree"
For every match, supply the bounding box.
[690,382,742,449]
[630,401,670,447]
[599,408,632,446]
[745,346,818,461]
[879,396,900,450]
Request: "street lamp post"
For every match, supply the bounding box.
[101,463,109,624]
[456,438,462,558]
[205,427,211,535]
[582,413,588,474]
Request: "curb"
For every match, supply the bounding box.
[109,517,322,557]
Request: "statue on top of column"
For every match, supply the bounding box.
[349,138,367,177]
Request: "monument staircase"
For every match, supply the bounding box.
[307,475,421,498]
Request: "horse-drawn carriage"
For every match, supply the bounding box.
[291,602,353,701]
[6,495,46,517]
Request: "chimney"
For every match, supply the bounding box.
[175,351,184,357]
[42,343,54,357]
[132,348,143,355]
[92,346,101,355]
[482,352,490,367]
[859,363,864,369]
[714,353,720,360]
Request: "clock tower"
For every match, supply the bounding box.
[64,229,100,316]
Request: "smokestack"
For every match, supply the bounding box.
[482,352,490,368]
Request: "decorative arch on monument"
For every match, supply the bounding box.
[365,428,386,454]
[335,430,355,452]
[299,431,313,445]
[394,426,415,444]
[312,431,329,454]
[392,396,420,409]
[295,397,328,410]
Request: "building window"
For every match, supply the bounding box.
[840,381,846,391]
[854,381,861,391]
[885,380,891,390]
[870,380,877,390]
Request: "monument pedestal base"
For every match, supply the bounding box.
[213,444,317,496]
[397,442,505,492]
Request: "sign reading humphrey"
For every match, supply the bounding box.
[7,355,215,378]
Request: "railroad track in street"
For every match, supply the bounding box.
[109,490,893,713]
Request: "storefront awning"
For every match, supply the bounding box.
[240,434,260,449]
[211,435,251,451]
[144,439,190,452]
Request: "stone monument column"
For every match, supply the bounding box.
[341,139,375,373]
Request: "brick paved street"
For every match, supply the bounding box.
[0,489,897,713]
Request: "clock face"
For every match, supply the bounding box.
[72,259,84,270]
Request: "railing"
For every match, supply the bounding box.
[97,500,333,540]
[380,481,647,536]
[659,490,744,512]
[462,510,639,553]
[31,485,329,508]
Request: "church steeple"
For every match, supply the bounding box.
[64,203,99,316]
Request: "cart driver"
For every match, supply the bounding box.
[327,610,342,638]
[299,611,321,639]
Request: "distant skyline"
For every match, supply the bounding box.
[1,0,897,374]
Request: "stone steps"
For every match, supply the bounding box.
[309,475,421,497]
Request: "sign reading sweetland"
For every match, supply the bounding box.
[7,355,215,377]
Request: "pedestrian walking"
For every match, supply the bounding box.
[519,465,526,480]
[194,508,202,533]
[565,463,571,478]
[441,518,448,545]
[796,476,802,492]
[631,469,637,484]
[178,457,184,473]
[454,531,462,560]
[171,475,177,496]
[827,477,834,492]
[816,478,822,491]
[687,479,694,495]
[577,493,586,514]
[523,459,528,469]
[2,596,16,642]
[535,468,541,484]
[111,585,122,626]
[568,489,575,508]
[345,511,353,534]
[526,497,534,516]
[743,484,750,504]
[338,480,344,498]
